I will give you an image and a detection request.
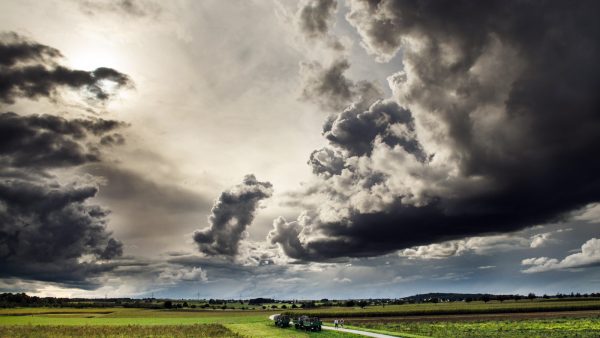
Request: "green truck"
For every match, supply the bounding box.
[274,314,291,328]
[294,315,322,331]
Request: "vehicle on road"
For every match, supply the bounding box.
[273,314,291,328]
[294,315,322,331]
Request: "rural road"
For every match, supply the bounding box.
[268,314,399,338]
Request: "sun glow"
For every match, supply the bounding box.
[66,45,123,72]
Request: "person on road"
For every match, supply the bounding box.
[340,318,344,328]
[334,319,338,328]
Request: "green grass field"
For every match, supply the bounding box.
[349,317,600,338]
[0,324,242,338]
[2,300,600,337]
[284,299,600,318]
[0,307,359,337]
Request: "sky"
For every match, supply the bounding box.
[0,0,599,299]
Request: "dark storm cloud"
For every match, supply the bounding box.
[298,0,337,41]
[193,175,273,257]
[0,32,132,104]
[308,147,345,176]
[301,58,382,112]
[0,112,126,169]
[0,178,122,286]
[99,133,125,146]
[322,99,424,158]
[0,33,131,287]
[0,32,61,67]
[271,0,600,261]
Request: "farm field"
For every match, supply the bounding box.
[347,316,600,338]
[2,300,600,337]
[284,298,600,318]
[0,324,242,338]
[0,307,359,337]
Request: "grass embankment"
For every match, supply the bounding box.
[351,317,600,338]
[284,299,600,318]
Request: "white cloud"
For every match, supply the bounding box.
[530,232,553,248]
[529,228,571,248]
[575,203,600,223]
[158,266,207,284]
[400,234,529,260]
[521,238,600,273]
[392,275,422,283]
[400,228,574,260]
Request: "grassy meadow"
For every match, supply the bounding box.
[284,298,600,318]
[1,299,600,337]
[346,317,600,338]
[0,307,358,337]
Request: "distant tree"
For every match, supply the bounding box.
[271,305,278,309]
[357,300,368,308]
[183,302,189,307]
[163,300,173,309]
[481,295,491,303]
[528,293,536,301]
[345,300,356,307]
[281,304,287,309]
[320,298,329,302]
[190,304,196,308]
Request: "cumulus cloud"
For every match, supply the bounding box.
[323,99,424,158]
[0,178,123,286]
[194,175,273,257]
[400,235,529,260]
[575,203,600,223]
[0,32,132,104]
[158,266,207,284]
[296,0,382,113]
[0,34,131,287]
[297,0,337,41]
[522,238,600,273]
[0,112,126,170]
[296,0,344,51]
[333,277,351,283]
[300,59,382,112]
[270,0,600,261]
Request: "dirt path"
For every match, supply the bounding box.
[322,325,401,337]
